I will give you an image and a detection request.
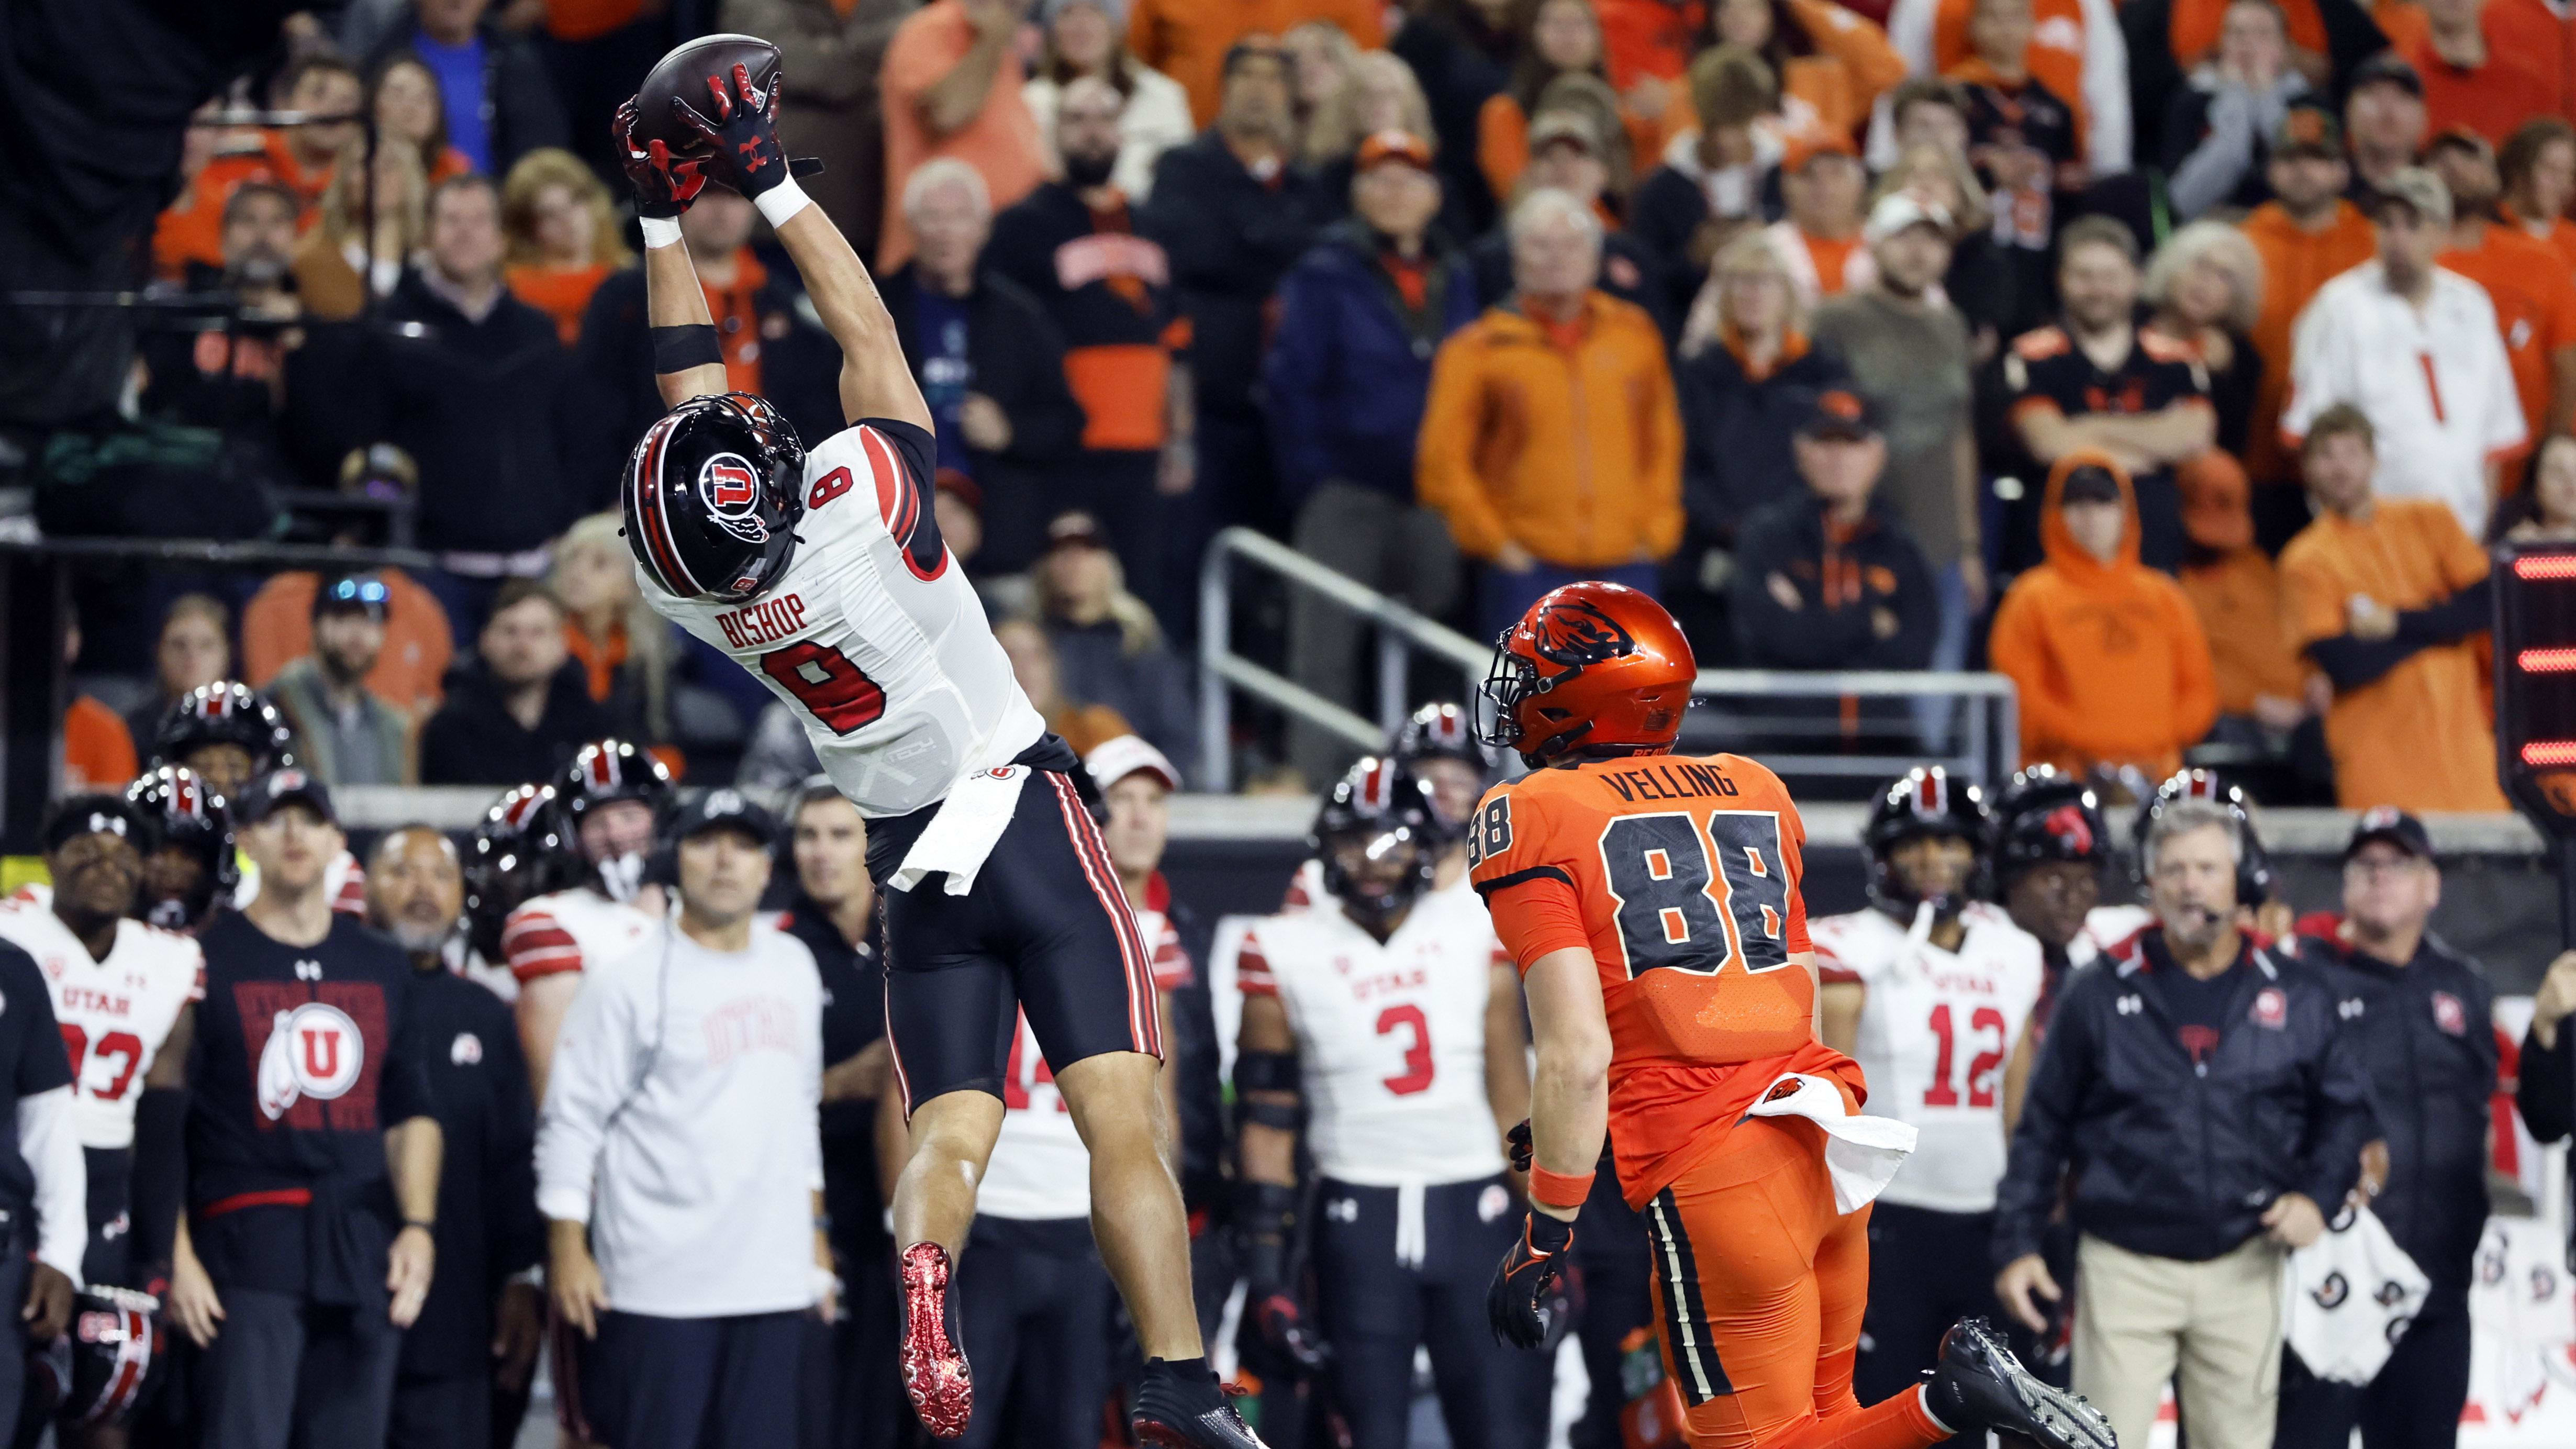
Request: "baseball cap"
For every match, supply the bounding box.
[1525,109,1599,155]
[234,767,337,827]
[314,571,391,621]
[2271,102,2341,160]
[1863,192,1951,244]
[1797,387,1880,441]
[1355,129,1436,173]
[2176,451,2253,553]
[2344,805,2432,862]
[2058,464,2124,506]
[668,787,779,847]
[2426,124,2492,161]
[1046,510,1110,552]
[1782,131,1859,175]
[1086,734,1182,794]
[2348,51,2424,97]
[2371,165,2453,228]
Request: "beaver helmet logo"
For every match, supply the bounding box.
[699,454,770,545]
[1531,600,1637,670]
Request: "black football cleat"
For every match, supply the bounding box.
[1925,1318,2117,1449]
[1131,1358,1268,1449]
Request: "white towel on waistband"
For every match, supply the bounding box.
[1394,1182,1427,1269]
[887,767,1031,896]
[1744,1073,1918,1213]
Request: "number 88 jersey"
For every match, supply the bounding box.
[1811,903,2044,1212]
[1471,752,1855,1207]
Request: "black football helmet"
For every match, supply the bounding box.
[1863,767,1991,916]
[2135,769,2273,908]
[557,740,674,901]
[124,766,237,931]
[151,683,294,784]
[1989,765,2110,889]
[29,1287,162,1427]
[464,784,574,963]
[1389,702,1497,829]
[622,391,806,603]
[1310,757,1443,932]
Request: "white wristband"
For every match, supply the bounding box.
[639,215,683,250]
[755,177,813,229]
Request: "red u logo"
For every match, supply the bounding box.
[300,1030,339,1079]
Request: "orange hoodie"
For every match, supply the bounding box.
[1987,451,2220,777]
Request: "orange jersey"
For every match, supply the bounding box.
[1468,752,1859,1208]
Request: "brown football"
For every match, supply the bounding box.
[628,34,783,157]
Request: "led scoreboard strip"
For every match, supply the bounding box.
[2497,544,2576,942]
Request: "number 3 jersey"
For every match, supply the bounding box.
[1231,886,1509,1187]
[1469,753,1858,1208]
[1811,902,2044,1213]
[0,889,203,1149]
[641,418,1044,817]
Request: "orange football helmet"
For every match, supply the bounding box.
[1478,582,1697,765]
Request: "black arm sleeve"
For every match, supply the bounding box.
[485,1009,545,1277]
[130,1087,187,1269]
[2521,1020,2576,1144]
[2305,632,2423,691]
[2395,577,2493,646]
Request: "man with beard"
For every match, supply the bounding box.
[987,76,1196,598]
[2425,126,2576,458]
[2002,215,2215,572]
[1994,797,2376,1449]
[268,575,414,787]
[365,828,542,1449]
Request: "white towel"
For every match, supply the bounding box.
[1394,1182,1426,1269]
[887,767,1032,896]
[1744,1073,1919,1214]
[2283,1204,2429,1386]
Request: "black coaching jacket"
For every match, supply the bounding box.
[1994,927,2379,1267]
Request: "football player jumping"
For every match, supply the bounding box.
[1470,583,2113,1449]
[609,57,1247,1446]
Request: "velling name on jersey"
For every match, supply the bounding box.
[0,894,205,1149]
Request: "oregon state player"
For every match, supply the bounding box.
[1472,583,2112,1449]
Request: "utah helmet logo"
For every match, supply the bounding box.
[1531,600,1637,669]
[698,454,770,545]
[2043,802,2095,854]
[255,1002,366,1120]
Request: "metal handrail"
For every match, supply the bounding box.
[1199,526,2022,790]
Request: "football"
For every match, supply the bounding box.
[629,33,783,158]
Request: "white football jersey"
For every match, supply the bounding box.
[1239,886,1508,1187]
[640,421,1045,817]
[1813,902,2045,1213]
[976,1009,1092,1221]
[0,895,205,1149]
[504,888,655,988]
[2070,904,2152,968]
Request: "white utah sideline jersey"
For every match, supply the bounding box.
[0,893,204,1149]
[2070,904,2153,969]
[977,1009,1091,1221]
[640,420,1044,818]
[504,888,655,990]
[1814,901,2044,1213]
[1236,885,1508,1187]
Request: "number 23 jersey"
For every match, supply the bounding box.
[1811,903,2043,1212]
[1468,752,1858,1207]
[641,418,1044,817]
[0,891,202,1150]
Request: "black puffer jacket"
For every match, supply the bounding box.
[2289,931,2495,1295]
[1995,928,2379,1266]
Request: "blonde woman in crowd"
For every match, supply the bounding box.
[1287,21,1364,162]
[1023,0,1194,199]
[290,141,426,320]
[549,512,677,748]
[501,149,631,346]
[2142,219,2267,456]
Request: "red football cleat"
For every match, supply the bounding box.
[899,1242,973,1438]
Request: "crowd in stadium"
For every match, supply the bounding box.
[14,0,2576,1442]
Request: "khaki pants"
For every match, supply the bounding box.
[2074,1233,2284,1449]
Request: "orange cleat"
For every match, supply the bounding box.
[898,1242,973,1437]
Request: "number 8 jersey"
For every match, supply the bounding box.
[1810,903,2043,1212]
[1470,752,1860,1208]
[642,418,1044,817]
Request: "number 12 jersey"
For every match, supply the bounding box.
[641,418,1043,817]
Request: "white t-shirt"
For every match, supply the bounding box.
[534,920,824,1318]
[1231,885,1508,1187]
[1814,902,2045,1213]
[977,1009,1092,1221]
[2282,261,2527,539]
[503,888,654,990]
[0,896,204,1150]
[642,420,1045,818]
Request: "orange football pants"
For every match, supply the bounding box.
[1640,1114,1948,1449]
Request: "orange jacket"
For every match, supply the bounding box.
[1988,451,2219,777]
[1127,0,1384,127]
[2239,199,2377,486]
[61,696,137,795]
[1417,291,1686,567]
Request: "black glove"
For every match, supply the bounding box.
[1507,1118,1534,1173]
[1236,1183,1330,1376]
[1488,1211,1573,1350]
[674,61,789,199]
[613,98,706,219]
